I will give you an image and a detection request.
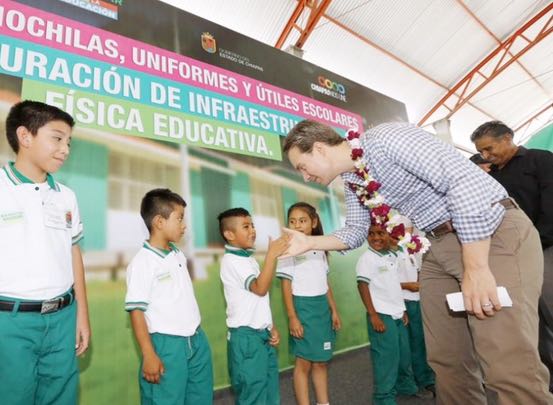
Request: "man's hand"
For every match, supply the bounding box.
[462,266,501,319]
[289,316,304,339]
[281,228,311,257]
[267,235,290,259]
[142,352,165,384]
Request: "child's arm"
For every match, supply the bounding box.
[250,236,289,296]
[269,323,280,347]
[130,310,165,384]
[401,281,420,292]
[71,245,90,356]
[281,279,304,338]
[357,282,386,333]
[402,311,409,326]
[327,284,342,331]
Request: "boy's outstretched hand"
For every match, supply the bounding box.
[267,234,290,259]
[142,352,165,384]
[269,326,280,347]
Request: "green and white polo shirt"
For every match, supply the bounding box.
[125,241,201,337]
[220,245,272,329]
[276,250,329,297]
[355,247,405,319]
[0,162,83,300]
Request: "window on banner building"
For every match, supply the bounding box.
[108,152,181,212]
[250,177,284,249]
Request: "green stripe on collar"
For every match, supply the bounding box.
[143,241,169,258]
[168,242,181,252]
[143,241,181,258]
[225,244,255,257]
[368,246,389,257]
[5,162,59,191]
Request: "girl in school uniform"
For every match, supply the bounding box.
[277,202,341,405]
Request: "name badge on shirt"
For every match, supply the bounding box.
[294,255,307,264]
[378,266,389,273]
[156,272,172,282]
[43,202,71,230]
[0,211,24,227]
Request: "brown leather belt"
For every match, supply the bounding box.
[428,198,516,238]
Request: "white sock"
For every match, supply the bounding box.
[317,403,330,405]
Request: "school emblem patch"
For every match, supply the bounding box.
[65,211,72,228]
[201,32,216,53]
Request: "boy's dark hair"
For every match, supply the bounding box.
[6,100,76,153]
[283,119,345,155]
[470,121,513,142]
[140,188,186,233]
[217,207,251,242]
[287,202,324,236]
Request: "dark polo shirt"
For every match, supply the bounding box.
[489,146,553,248]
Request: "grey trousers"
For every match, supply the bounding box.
[540,245,553,393]
[420,207,553,405]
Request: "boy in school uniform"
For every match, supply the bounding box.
[389,217,435,398]
[217,207,289,405]
[356,222,418,405]
[125,188,213,405]
[0,100,90,405]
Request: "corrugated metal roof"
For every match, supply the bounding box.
[160,0,553,150]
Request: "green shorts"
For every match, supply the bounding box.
[0,292,78,405]
[291,294,335,362]
[139,328,213,405]
[227,326,280,405]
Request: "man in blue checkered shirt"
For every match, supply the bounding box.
[283,120,552,404]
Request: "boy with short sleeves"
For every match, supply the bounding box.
[125,188,213,404]
[356,223,418,404]
[391,217,435,397]
[217,207,289,405]
[0,100,90,405]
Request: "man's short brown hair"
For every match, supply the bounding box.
[283,120,344,154]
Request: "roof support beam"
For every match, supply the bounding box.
[514,103,553,145]
[275,0,332,50]
[456,0,550,99]
[418,3,553,126]
[322,13,497,122]
[275,0,307,49]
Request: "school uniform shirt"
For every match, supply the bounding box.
[395,248,420,301]
[276,250,329,296]
[356,247,405,319]
[125,242,201,337]
[220,245,272,330]
[0,162,83,300]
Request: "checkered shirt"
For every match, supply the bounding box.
[333,122,507,248]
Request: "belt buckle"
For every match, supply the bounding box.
[40,297,63,314]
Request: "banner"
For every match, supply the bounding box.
[0,0,408,402]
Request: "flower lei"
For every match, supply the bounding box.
[346,130,430,255]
